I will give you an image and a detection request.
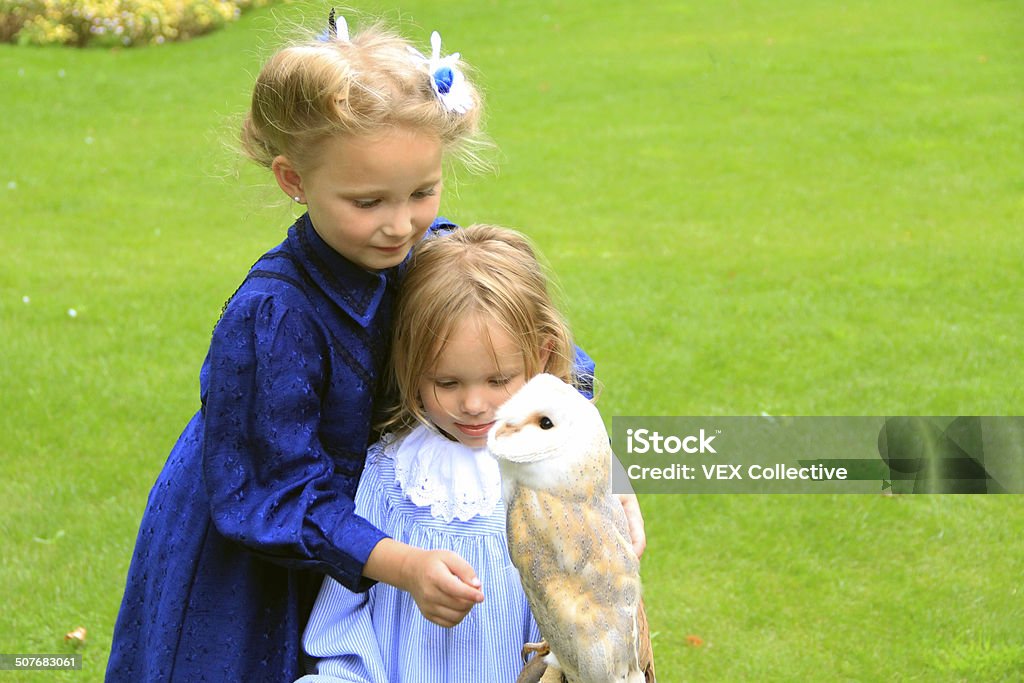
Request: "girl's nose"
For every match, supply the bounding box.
[460,389,487,416]
[382,203,414,239]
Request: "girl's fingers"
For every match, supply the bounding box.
[411,550,483,626]
[420,594,475,627]
[424,605,471,628]
[438,554,484,603]
[617,493,647,558]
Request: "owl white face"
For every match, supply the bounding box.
[488,374,591,464]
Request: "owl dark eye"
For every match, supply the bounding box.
[538,416,554,430]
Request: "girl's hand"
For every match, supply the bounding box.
[400,548,484,627]
[363,539,484,628]
[617,493,647,559]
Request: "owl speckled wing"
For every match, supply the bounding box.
[489,374,656,683]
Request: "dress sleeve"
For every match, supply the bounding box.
[573,345,597,399]
[296,576,388,683]
[201,293,386,590]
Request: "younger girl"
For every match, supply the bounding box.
[108,16,491,682]
[298,224,589,682]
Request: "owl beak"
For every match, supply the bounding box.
[493,420,523,439]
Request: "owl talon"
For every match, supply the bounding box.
[520,643,552,683]
[521,640,550,662]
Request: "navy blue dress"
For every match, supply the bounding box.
[106,214,457,682]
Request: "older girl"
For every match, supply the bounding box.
[108,15,489,681]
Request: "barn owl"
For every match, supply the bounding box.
[488,374,656,683]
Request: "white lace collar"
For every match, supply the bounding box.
[390,424,502,523]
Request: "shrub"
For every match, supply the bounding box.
[0,0,274,47]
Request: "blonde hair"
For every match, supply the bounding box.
[240,21,484,174]
[380,224,581,434]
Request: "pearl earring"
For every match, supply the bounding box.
[293,195,302,203]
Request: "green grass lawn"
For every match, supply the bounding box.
[2,0,1023,680]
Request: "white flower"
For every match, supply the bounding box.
[409,31,474,115]
[68,308,77,318]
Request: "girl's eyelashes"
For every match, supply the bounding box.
[490,369,526,387]
[433,376,512,388]
[352,186,435,209]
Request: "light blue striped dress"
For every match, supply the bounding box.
[298,427,541,683]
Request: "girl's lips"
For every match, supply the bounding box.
[455,421,495,438]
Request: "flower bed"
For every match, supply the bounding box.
[0,0,273,47]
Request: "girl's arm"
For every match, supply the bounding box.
[202,296,387,590]
[203,294,483,625]
[363,539,484,627]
